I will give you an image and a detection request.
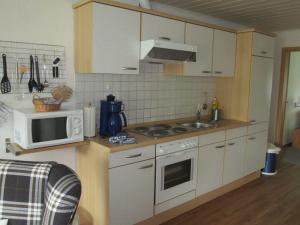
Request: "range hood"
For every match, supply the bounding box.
[140,40,197,63]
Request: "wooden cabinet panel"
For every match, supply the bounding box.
[212,30,236,77]
[197,142,225,196]
[184,24,214,76]
[109,159,155,225]
[141,13,185,43]
[245,131,268,175]
[248,56,273,124]
[253,32,274,58]
[223,136,246,185]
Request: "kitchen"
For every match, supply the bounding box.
[0,0,300,225]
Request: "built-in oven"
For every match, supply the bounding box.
[155,137,198,204]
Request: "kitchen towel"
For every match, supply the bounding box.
[83,104,96,138]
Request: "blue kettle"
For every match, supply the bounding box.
[100,95,127,137]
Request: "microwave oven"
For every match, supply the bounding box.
[13,109,84,149]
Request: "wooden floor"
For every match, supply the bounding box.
[163,162,300,225]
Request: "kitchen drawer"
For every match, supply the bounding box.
[252,33,274,58]
[199,131,226,146]
[109,145,155,168]
[247,122,268,135]
[226,127,247,140]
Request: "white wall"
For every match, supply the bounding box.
[0,0,77,169]
[0,0,244,168]
[269,29,300,143]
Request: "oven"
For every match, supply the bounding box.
[155,137,198,204]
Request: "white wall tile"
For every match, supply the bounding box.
[76,65,216,126]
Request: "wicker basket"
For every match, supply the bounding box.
[32,95,62,112]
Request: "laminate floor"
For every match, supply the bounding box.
[162,163,300,225]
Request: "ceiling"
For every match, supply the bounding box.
[151,0,300,31]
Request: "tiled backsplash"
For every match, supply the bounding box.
[75,63,216,126]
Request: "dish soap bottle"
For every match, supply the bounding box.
[211,97,220,121]
[212,97,219,110]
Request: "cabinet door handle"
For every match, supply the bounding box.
[248,137,256,140]
[125,153,142,158]
[215,145,225,149]
[159,37,171,41]
[202,70,211,74]
[122,67,137,71]
[214,71,223,74]
[139,164,153,169]
[261,51,267,54]
[228,143,235,146]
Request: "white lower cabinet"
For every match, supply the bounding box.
[197,142,225,196]
[245,131,268,175]
[109,159,155,225]
[223,136,246,185]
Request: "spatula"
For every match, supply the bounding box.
[1,54,11,94]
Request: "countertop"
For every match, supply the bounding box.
[89,118,250,153]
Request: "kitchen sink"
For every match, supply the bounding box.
[178,121,214,129]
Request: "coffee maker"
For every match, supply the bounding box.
[100,95,127,137]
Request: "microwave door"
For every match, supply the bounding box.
[31,117,68,143]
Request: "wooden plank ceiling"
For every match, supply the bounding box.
[151,0,300,31]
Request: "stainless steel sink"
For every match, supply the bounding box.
[178,121,214,129]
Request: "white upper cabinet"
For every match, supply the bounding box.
[212,30,236,77]
[248,56,273,124]
[92,4,140,74]
[252,33,274,58]
[184,24,214,76]
[141,13,185,43]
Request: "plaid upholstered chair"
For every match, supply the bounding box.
[0,160,81,225]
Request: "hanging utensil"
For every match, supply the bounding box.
[35,56,44,92]
[52,57,60,78]
[28,55,35,93]
[42,55,49,88]
[1,54,11,94]
[20,64,28,84]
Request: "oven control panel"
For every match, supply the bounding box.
[156,137,198,156]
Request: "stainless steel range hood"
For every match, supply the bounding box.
[140,40,197,63]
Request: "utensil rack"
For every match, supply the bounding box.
[0,40,66,95]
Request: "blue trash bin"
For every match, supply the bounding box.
[261,144,281,175]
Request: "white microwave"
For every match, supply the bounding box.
[13,109,84,149]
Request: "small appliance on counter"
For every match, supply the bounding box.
[13,109,83,149]
[100,95,127,137]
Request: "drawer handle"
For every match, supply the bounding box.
[125,153,142,158]
[215,145,225,149]
[248,137,256,140]
[261,51,267,54]
[122,67,137,71]
[214,71,223,74]
[228,143,235,146]
[250,120,256,123]
[159,37,171,41]
[139,164,154,169]
[202,70,211,74]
